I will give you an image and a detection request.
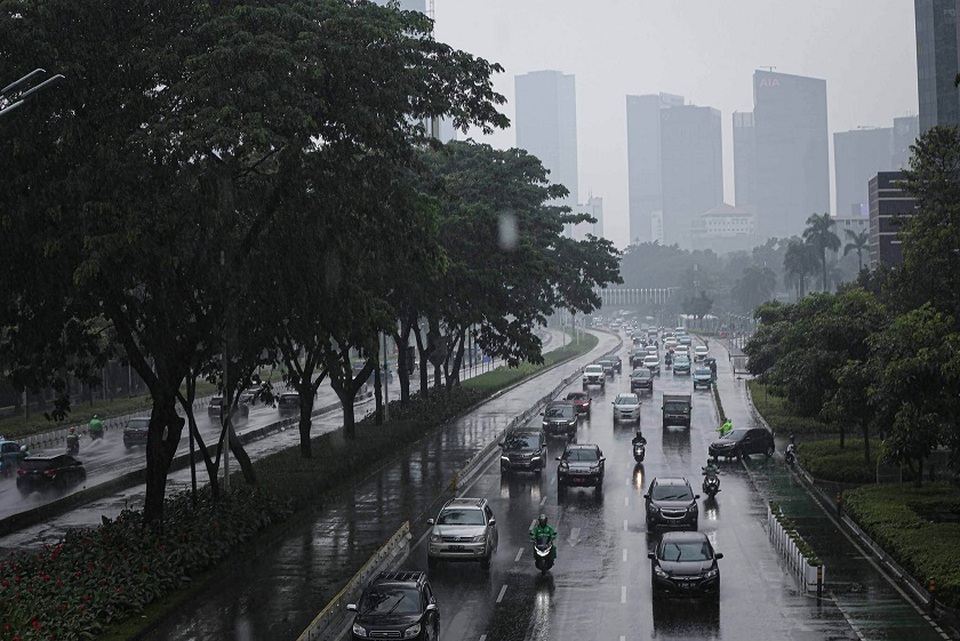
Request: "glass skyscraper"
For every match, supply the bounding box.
[915,0,960,132]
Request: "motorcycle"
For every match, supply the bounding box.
[785,443,796,465]
[89,430,103,442]
[533,533,556,575]
[702,470,720,498]
[66,434,80,456]
[632,441,646,463]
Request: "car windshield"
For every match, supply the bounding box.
[503,433,539,450]
[209,397,222,407]
[545,406,573,419]
[564,448,599,462]
[616,396,639,405]
[437,508,485,525]
[659,540,713,562]
[644,357,658,363]
[632,371,650,379]
[585,366,603,373]
[566,393,587,401]
[127,418,149,429]
[360,587,421,615]
[651,483,694,501]
[695,368,711,375]
[280,395,298,404]
[723,429,749,440]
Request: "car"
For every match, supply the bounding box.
[645,345,659,357]
[642,354,661,375]
[123,417,150,448]
[16,455,87,496]
[612,393,643,423]
[596,359,617,377]
[644,477,699,529]
[541,401,579,439]
[346,571,440,640]
[0,438,24,477]
[238,385,265,406]
[663,337,679,350]
[582,364,606,388]
[277,392,300,416]
[694,345,710,362]
[207,396,250,423]
[629,348,646,368]
[630,368,654,394]
[565,391,592,415]
[693,367,713,390]
[500,429,548,474]
[678,335,692,346]
[649,531,723,601]
[673,354,691,375]
[674,344,690,357]
[708,427,775,460]
[557,443,605,495]
[427,497,499,567]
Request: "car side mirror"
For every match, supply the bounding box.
[346,603,357,612]
[647,552,656,560]
[715,553,724,560]
[488,518,496,527]
[643,493,649,499]
[555,456,562,461]
[427,518,435,526]
[426,603,438,612]
[694,494,701,500]
[599,457,606,463]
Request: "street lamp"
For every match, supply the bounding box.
[1,69,64,117]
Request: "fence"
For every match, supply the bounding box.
[767,502,825,596]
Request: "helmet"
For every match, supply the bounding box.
[537,514,547,528]
[93,414,99,419]
[68,426,75,434]
[20,445,28,453]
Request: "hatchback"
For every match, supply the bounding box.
[123,417,150,448]
[649,531,723,601]
[708,427,775,460]
[644,477,699,530]
[16,455,87,496]
[643,354,661,375]
[427,498,498,567]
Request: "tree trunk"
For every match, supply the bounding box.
[839,422,845,449]
[862,422,871,467]
[228,422,257,485]
[298,392,315,458]
[373,364,383,425]
[143,395,185,525]
[414,325,430,395]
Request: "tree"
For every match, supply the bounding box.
[843,228,869,273]
[783,239,818,299]
[731,265,777,314]
[802,213,841,293]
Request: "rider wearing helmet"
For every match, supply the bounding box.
[529,514,558,558]
[88,414,104,436]
[702,458,719,475]
[631,429,647,446]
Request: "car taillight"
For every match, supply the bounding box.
[44,469,58,477]
[17,468,27,476]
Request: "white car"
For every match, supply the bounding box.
[612,393,643,422]
[645,345,659,357]
[694,345,710,361]
[428,497,499,567]
[582,364,606,388]
[643,354,661,375]
[674,345,690,357]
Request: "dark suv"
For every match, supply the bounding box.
[123,417,150,448]
[500,429,547,474]
[207,397,249,423]
[644,477,699,530]
[630,368,654,394]
[557,443,605,496]
[347,571,439,641]
[708,427,775,460]
[541,401,578,440]
[277,392,300,416]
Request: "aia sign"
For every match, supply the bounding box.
[758,78,781,88]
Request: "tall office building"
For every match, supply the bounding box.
[626,94,721,247]
[750,70,829,240]
[892,115,921,168]
[573,196,604,241]
[834,127,894,218]
[869,171,916,268]
[915,0,960,132]
[515,71,579,218]
[626,93,684,245]
[732,112,757,209]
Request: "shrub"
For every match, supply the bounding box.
[797,439,877,484]
[748,381,831,435]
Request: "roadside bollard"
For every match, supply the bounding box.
[816,565,823,601]
[835,492,843,518]
[929,577,937,613]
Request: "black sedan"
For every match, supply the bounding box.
[649,531,723,601]
[708,427,775,460]
[16,455,87,496]
[557,443,605,496]
[123,417,150,448]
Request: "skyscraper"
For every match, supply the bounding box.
[732,112,756,209]
[751,70,829,240]
[834,127,894,218]
[515,71,579,217]
[915,0,960,132]
[892,115,921,167]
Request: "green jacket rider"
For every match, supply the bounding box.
[529,514,557,558]
[88,415,104,434]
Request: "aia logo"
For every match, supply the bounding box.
[758,78,781,88]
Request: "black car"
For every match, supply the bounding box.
[596,359,617,377]
[277,392,300,416]
[16,455,87,496]
[708,427,775,460]
[347,571,439,641]
[630,368,654,394]
[541,401,578,439]
[557,443,605,495]
[123,417,150,448]
[207,396,250,423]
[644,477,699,529]
[649,531,723,601]
[500,429,547,474]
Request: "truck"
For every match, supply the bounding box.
[662,394,692,428]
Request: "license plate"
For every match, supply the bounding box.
[447,545,465,551]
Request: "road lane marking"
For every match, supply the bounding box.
[621,585,627,603]
[569,526,581,546]
[496,584,508,603]
[539,495,547,506]
[515,548,524,562]
[480,636,487,641]
[623,519,629,531]
[624,496,629,506]
[623,548,628,563]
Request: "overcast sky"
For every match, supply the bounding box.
[433,0,918,249]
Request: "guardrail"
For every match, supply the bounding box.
[296,521,412,641]
[767,502,825,596]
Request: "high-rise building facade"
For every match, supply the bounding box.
[834,127,894,218]
[626,93,684,245]
[732,112,757,209]
[573,196,604,241]
[515,71,579,218]
[892,115,921,167]
[626,94,722,247]
[751,70,829,240]
[869,171,917,268]
[915,0,960,132]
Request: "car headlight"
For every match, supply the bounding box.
[654,566,669,578]
[704,567,719,579]
[430,533,442,543]
[559,463,569,471]
[352,622,368,637]
[402,623,421,639]
[472,534,486,542]
[648,505,660,513]
[589,465,601,473]
[530,455,541,461]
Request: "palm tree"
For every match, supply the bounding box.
[783,239,817,300]
[843,228,869,272]
[732,265,777,313]
[802,213,841,292]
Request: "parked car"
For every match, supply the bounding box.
[16,455,87,496]
[643,354,661,375]
[277,392,300,416]
[427,497,498,567]
[346,571,439,640]
[693,367,713,390]
[207,397,250,423]
[630,368,654,394]
[565,391,592,415]
[582,364,606,389]
[649,531,723,601]
[123,417,150,448]
[708,427,775,460]
[500,429,547,475]
[612,393,643,423]
[541,401,578,439]
[694,345,710,362]
[644,477,699,529]
[557,443,605,496]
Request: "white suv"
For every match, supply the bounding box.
[427,498,498,568]
[582,364,606,388]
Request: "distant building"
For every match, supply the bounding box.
[573,196,604,241]
[915,0,960,132]
[834,127,894,220]
[626,94,723,248]
[750,70,829,240]
[892,115,920,168]
[869,171,917,268]
[834,214,870,241]
[732,111,757,210]
[690,203,758,254]
[372,0,427,12]
[626,93,684,245]
[515,71,579,220]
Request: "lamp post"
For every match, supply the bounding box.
[1,69,64,117]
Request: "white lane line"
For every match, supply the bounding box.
[496,584,508,603]
[515,548,524,562]
[529,518,537,531]
[550,475,557,485]
[623,519,629,531]
[620,637,626,641]
[621,585,627,604]
[540,495,547,506]
[570,526,581,544]
[623,548,628,563]
[624,496,629,506]
[480,636,487,641]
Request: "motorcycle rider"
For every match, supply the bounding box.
[88,414,104,439]
[631,430,647,448]
[702,458,719,476]
[18,445,30,461]
[66,426,80,455]
[785,435,797,464]
[529,514,557,559]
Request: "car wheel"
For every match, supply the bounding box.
[765,443,775,458]
[481,547,492,569]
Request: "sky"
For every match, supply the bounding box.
[431,0,919,249]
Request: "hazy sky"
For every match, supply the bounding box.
[433,0,918,249]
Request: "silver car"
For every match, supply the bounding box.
[427,497,498,568]
[612,393,643,423]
